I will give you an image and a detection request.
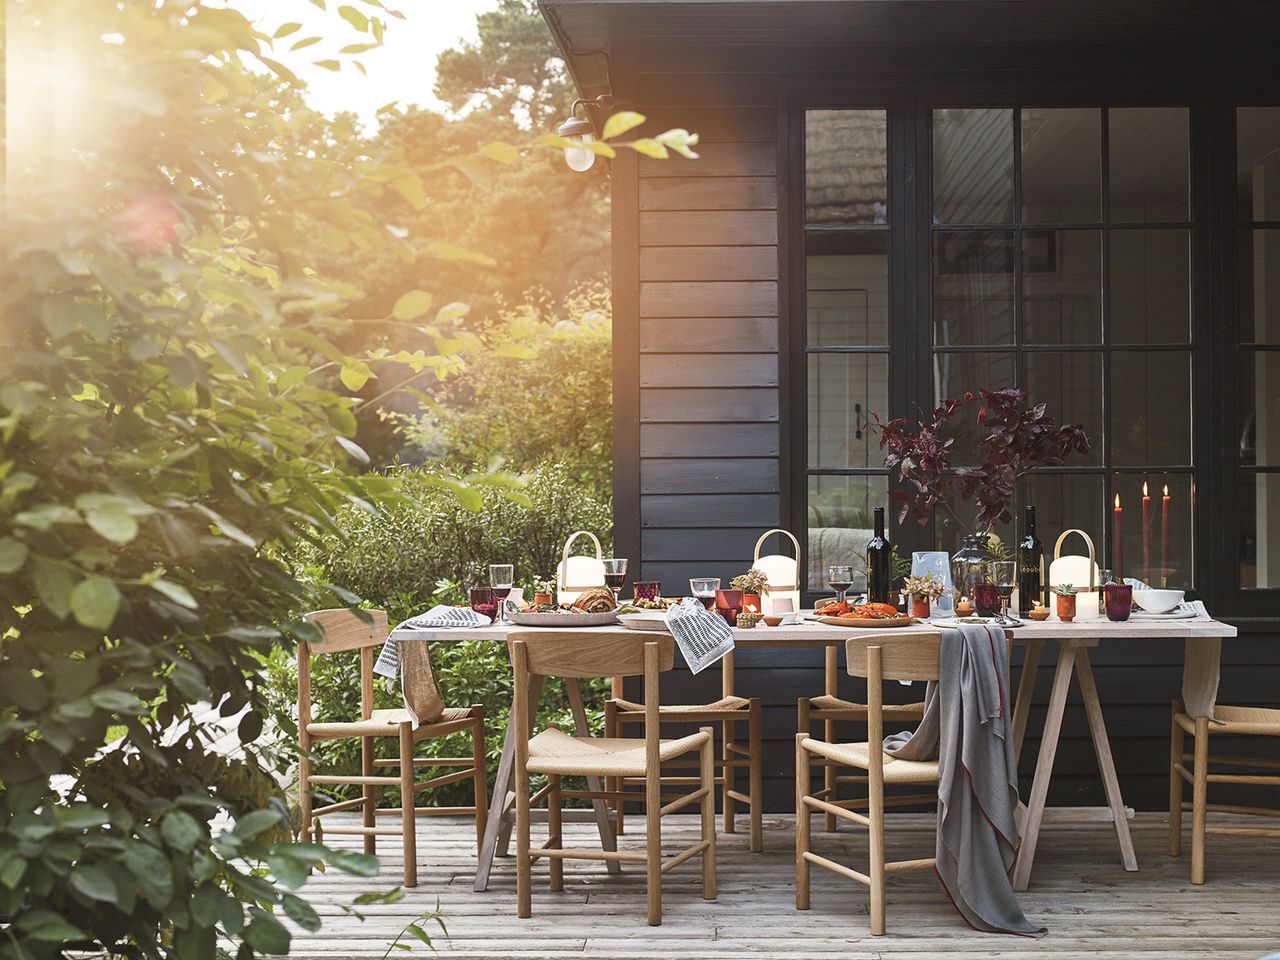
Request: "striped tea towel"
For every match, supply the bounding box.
[664,597,735,675]
[373,605,490,680]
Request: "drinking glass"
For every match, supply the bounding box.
[469,586,497,624]
[633,580,661,602]
[827,565,854,607]
[1105,583,1134,622]
[992,560,1017,622]
[489,564,514,625]
[690,577,720,610]
[603,558,628,602]
[973,582,1001,618]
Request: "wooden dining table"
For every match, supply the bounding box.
[388,613,1237,893]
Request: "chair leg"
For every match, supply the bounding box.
[471,708,488,855]
[795,733,811,911]
[605,700,624,836]
[361,735,376,856]
[700,727,717,900]
[824,714,838,832]
[1191,716,1209,884]
[298,745,313,843]
[748,698,763,853]
[1169,702,1184,857]
[868,762,886,936]
[399,724,417,887]
[647,754,663,926]
[516,750,532,917]
[722,716,736,834]
[547,774,563,892]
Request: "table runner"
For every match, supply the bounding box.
[884,622,1046,937]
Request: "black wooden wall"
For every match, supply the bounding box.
[609,44,1280,812]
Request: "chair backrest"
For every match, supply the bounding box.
[506,630,675,679]
[299,609,389,728]
[844,635,941,683]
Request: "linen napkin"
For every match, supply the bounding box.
[372,605,490,680]
[663,597,734,675]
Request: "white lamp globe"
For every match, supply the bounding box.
[557,114,596,173]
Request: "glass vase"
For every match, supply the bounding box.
[951,533,994,606]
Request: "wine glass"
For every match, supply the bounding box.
[992,560,1018,623]
[690,577,720,610]
[603,558,628,602]
[489,564,514,625]
[827,565,854,608]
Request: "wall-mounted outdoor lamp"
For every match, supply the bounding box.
[557,95,613,172]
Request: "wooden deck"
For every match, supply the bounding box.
[290,812,1280,958]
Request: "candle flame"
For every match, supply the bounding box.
[1143,481,1149,497]
[1114,494,1121,508]
[1163,484,1169,496]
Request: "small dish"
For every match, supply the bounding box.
[762,615,783,627]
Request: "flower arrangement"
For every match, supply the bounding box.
[903,572,947,601]
[730,568,769,596]
[872,388,1090,533]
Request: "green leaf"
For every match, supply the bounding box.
[76,493,140,544]
[269,853,308,890]
[70,578,121,630]
[335,435,370,465]
[15,910,85,943]
[627,137,669,159]
[233,808,282,839]
[480,140,519,164]
[281,893,321,931]
[337,4,368,31]
[161,809,204,853]
[56,805,110,829]
[124,843,174,909]
[405,923,435,946]
[15,503,80,530]
[237,708,265,742]
[436,302,470,325]
[244,908,291,955]
[273,21,302,38]
[0,537,28,574]
[90,689,145,714]
[290,35,321,51]
[313,59,341,71]
[33,558,75,620]
[69,864,118,902]
[392,290,432,321]
[326,848,379,876]
[150,578,198,609]
[424,241,497,268]
[390,174,425,209]
[0,856,27,889]
[602,110,646,140]
[339,360,375,391]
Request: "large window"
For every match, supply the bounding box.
[799,101,1205,599]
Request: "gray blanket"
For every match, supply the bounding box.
[883,622,1045,937]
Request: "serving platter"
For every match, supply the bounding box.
[616,612,671,632]
[507,610,618,627]
[816,614,917,628]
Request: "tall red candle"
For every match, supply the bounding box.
[1113,494,1124,579]
[1160,484,1171,588]
[1141,482,1151,583]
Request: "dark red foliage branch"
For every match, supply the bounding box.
[870,388,1090,531]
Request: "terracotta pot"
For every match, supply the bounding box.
[910,596,931,619]
[742,592,762,614]
[1055,594,1076,622]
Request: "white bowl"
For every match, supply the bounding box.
[1132,589,1184,614]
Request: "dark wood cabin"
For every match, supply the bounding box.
[538,0,1280,810]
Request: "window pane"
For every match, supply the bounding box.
[1242,472,1280,589]
[807,353,889,469]
[933,108,1014,224]
[1023,230,1102,344]
[1109,107,1190,222]
[806,110,888,224]
[933,230,1015,345]
[806,233,888,346]
[1111,352,1192,466]
[1239,228,1280,343]
[1022,472,1105,581]
[934,500,1014,565]
[1239,352,1280,467]
[1023,352,1104,465]
[1237,107,1280,222]
[1109,229,1191,344]
[1112,474,1193,590]
[807,474,888,592]
[1021,108,1102,223]
[933,351,1016,459]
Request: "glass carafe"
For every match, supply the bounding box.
[951,533,994,608]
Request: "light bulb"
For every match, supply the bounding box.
[564,133,596,172]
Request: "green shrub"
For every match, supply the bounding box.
[263,461,612,805]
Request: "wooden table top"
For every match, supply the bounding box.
[390,614,1238,647]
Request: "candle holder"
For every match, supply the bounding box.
[1105,583,1133,622]
[714,588,743,626]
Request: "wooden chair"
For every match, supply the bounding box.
[796,636,942,936]
[1168,699,1280,883]
[797,644,929,831]
[297,609,487,887]
[606,650,764,850]
[509,630,716,925]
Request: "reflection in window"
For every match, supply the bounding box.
[1112,474,1193,589]
[805,110,888,224]
[1111,352,1192,466]
[1239,229,1280,344]
[1237,107,1280,222]
[806,233,888,346]
[933,351,1016,458]
[933,109,1014,224]
[1242,473,1280,589]
[1022,230,1102,344]
[1021,108,1102,223]
[1023,352,1103,465]
[1109,229,1191,344]
[933,230,1015,345]
[807,475,888,591]
[807,354,888,469]
[1109,107,1190,222]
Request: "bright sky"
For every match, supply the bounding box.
[231,0,500,129]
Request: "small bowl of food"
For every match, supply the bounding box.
[1132,588,1185,614]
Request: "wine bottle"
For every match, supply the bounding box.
[867,506,892,605]
[1018,505,1044,614]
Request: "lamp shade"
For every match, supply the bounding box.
[556,114,595,172]
[1048,528,1101,621]
[752,528,802,615]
